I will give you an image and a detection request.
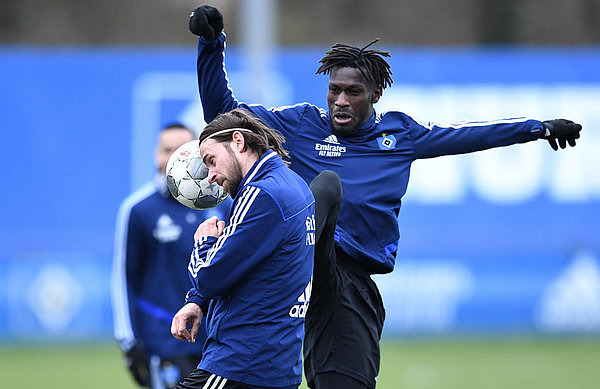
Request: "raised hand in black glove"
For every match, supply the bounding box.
[124,342,150,387]
[189,5,224,40]
[541,119,582,150]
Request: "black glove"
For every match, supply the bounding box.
[189,5,224,40]
[124,342,150,387]
[541,119,582,151]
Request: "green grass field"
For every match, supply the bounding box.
[1,337,599,388]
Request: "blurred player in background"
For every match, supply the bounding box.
[187,5,583,389]
[111,123,230,389]
[170,109,316,389]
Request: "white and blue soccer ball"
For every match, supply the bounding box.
[165,140,228,210]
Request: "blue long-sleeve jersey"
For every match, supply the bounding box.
[195,34,546,274]
[185,151,315,388]
[111,175,230,357]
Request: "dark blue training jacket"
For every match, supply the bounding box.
[196,34,545,274]
[186,151,315,388]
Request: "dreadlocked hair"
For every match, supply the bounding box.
[316,38,393,90]
[199,108,290,165]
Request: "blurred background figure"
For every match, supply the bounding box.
[111,123,230,388]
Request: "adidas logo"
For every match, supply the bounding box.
[289,280,312,318]
[323,134,340,144]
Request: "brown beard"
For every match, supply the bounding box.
[223,143,244,196]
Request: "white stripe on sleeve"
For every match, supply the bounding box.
[188,186,261,277]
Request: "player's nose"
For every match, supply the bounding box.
[208,171,218,184]
[335,92,349,107]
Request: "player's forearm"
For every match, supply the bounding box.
[188,191,284,299]
[188,236,238,299]
[188,238,249,299]
[412,117,543,158]
[197,34,239,122]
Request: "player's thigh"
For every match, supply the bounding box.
[313,371,372,389]
[309,170,342,294]
[308,259,385,387]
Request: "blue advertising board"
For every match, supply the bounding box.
[0,44,599,340]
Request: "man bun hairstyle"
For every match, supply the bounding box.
[316,38,393,90]
[199,108,290,165]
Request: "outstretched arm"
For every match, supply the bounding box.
[188,5,310,144]
[409,116,583,159]
[189,5,240,122]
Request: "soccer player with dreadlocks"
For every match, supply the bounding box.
[182,5,583,389]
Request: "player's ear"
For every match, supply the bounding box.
[371,86,382,104]
[231,130,246,152]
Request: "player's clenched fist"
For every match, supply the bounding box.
[189,5,224,40]
[194,216,225,241]
[171,303,204,343]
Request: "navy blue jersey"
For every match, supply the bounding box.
[195,34,546,274]
[185,151,315,388]
[111,175,231,357]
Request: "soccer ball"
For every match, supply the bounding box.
[165,140,229,209]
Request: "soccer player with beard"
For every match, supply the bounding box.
[171,109,317,389]
[186,5,583,389]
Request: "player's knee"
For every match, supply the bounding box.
[310,170,342,206]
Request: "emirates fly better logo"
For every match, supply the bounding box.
[315,135,347,157]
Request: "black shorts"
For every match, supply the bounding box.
[175,368,300,389]
[175,368,247,389]
[303,247,385,389]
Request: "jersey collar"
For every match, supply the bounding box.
[232,150,283,198]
